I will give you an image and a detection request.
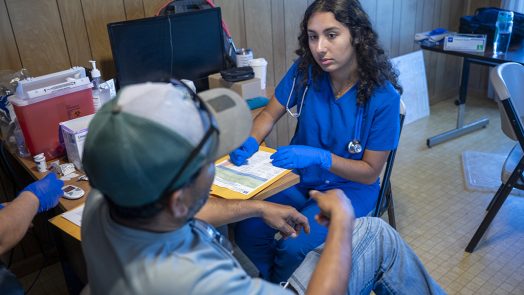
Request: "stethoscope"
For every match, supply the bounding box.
[285,64,364,154]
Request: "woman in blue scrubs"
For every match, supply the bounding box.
[231,0,403,283]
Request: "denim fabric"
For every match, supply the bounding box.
[288,217,446,295]
[0,262,24,295]
[235,183,377,283]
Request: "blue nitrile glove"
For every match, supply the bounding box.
[270,145,332,170]
[0,203,4,210]
[22,173,64,213]
[229,136,259,166]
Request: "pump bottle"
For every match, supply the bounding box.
[89,60,110,111]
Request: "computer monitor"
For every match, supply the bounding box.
[107,8,226,91]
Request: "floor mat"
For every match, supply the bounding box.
[462,150,524,196]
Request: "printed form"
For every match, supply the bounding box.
[212,148,289,199]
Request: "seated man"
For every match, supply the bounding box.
[0,174,64,294]
[81,82,444,294]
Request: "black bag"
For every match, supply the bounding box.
[459,7,524,45]
[220,67,254,82]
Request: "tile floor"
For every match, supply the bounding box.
[19,95,524,294]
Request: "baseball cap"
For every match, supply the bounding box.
[82,82,252,207]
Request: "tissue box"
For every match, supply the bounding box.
[444,33,486,52]
[60,114,94,170]
[208,73,263,99]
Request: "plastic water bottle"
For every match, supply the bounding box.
[13,119,30,157]
[89,60,110,112]
[493,10,514,55]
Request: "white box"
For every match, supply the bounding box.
[444,33,486,52]
[60,114,94,171]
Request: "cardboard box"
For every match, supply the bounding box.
[444,33,486,52]
[208,73,264,99]
[60,114,94,171]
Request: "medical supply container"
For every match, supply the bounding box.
[8,67,95,159]
[60,114,94,170]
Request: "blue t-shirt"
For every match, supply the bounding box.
[275,62,400,216]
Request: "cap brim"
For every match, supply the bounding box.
[197,88,252,159]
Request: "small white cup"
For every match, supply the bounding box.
[248,58,268,90]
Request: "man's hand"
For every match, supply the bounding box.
[270,145,332,170]
[259,202,310,239]
[22,173,64,213]
[309,189,355,227]
[229,136,259,166]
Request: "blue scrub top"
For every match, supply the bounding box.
[275,62,400,216]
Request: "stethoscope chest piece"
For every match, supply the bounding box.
[347,140,362,154]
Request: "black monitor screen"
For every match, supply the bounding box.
[108,8,226,91]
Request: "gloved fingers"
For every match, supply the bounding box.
[244,136,260,154]
[229,149,249,166]
[271,158,295,169]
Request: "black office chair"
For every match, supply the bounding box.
[372,99,406,229]
[466,62,524,253]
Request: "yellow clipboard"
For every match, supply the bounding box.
[211,146,291,200]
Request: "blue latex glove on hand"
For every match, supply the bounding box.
[22,173,64,213]
[270,145,332,170]
[229,136,259,166]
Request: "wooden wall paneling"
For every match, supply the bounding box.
[421,0,437,100]
[143,0,168,17]
[244,1,274,85]
[263,0,286,148]
[271,0,286,84]
[244,0,279,146]
[444,0,463,96]
[282,0,309,146]
[413,0,426,52]
[375,0,394,55]
[390,0,403,57]
[284,0,307,68]
[360,0,377,27]
[56,0,92,69]
[6,0,70,76]
[81,0,127,79]
[0,0,21,71]
[398,0,418,55]
[215,0,246,49]
[123,0,145,20]
[434,0,454,100]
[427,0,443,102]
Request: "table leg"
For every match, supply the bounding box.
[426,58,490,148]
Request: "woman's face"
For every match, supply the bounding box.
[307,12,357,75]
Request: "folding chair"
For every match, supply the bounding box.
[466,62,524,253]
[372,99,406,229]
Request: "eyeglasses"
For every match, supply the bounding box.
[160,79,220,195]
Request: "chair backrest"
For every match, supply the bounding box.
[491,62,524,143]
[373,99,406,217]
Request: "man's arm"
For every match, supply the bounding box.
[306,190,355,295]
[196,196,310,238]
[0,192,39,255]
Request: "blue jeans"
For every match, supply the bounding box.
[0,262,24,295]
[288,217,446,295]
[235,185,375,283]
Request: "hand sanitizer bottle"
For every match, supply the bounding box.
[89,60,110,111]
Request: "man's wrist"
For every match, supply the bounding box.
[329,210,355,229]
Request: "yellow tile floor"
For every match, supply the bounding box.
[20,95,524,295]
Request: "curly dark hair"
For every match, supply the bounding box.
[295,0,402,105]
